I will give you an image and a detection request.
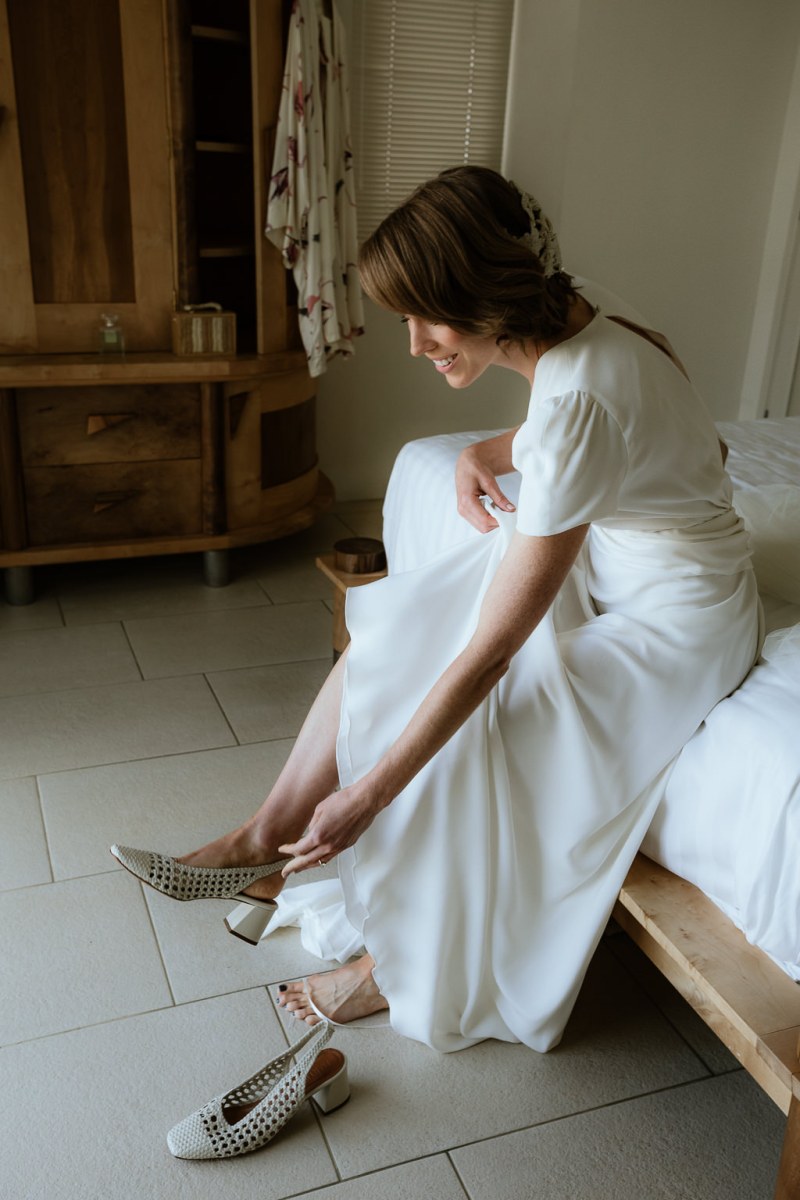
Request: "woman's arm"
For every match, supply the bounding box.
[280,522,588,871]
[456,428,521,532]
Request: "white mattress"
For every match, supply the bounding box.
[382,416,800,980]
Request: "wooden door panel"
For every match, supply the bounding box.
[1,0,174,353]
[0,0,36,351]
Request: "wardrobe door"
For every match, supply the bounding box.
[0,0,174,353]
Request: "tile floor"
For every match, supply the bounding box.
[0,501,786,1200]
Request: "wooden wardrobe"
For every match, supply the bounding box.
[0,0,332,603]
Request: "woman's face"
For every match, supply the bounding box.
[403,316,533,386]
[403,317,505,388]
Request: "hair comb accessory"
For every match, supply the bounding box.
[508,183,563,277]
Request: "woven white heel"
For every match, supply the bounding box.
[166,1022,348,1160]
[109,844,288,904]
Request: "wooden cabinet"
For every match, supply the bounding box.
[0,0,332,603]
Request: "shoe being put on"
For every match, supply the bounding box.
[109,843,288,902]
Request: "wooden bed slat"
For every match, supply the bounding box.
[614,854,800,1198]
[615,853,800,1111]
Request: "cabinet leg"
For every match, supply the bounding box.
[203,550,229,588]
[4,566,34,606]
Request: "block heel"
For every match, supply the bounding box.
[224,896,276,944]
[311,1058,350,1114]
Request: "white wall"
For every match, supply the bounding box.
[318,0,800,500]
[505,0,800,420]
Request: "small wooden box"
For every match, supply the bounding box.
[172,310,236,356]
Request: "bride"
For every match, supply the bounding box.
[112,166,760,1157]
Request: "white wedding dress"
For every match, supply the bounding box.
[271,312,761,1053]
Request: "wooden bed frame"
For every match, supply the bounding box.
[614,855,800,1199]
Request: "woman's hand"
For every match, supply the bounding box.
[455,439,517,533]
[279,783,382,876]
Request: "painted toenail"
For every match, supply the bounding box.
[278,984,287,992]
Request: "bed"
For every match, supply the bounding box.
[379,415,800,1198]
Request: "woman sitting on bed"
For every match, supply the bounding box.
[112,166,761,1158]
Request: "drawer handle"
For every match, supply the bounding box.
[86,412,136,437]
[93,490,139,514]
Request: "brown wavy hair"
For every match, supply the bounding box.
[358,166,577,345]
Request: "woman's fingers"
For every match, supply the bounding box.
[458,489,498,532]
[455,450,514,532]
[279,836,333,876]
[280,850,326,876]
[484,481,515,512]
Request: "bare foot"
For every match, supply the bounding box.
[276,955,389,1025]
[177,822,290,902]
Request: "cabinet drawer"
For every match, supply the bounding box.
[17,385,201,466]
[24,461,203,545]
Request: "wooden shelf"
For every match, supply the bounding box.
[0,351,308,387]
[199,242,254,259]
[191,24,248,45]
[196,140,251,154]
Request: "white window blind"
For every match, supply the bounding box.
[349,0,515,238]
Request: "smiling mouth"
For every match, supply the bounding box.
[432,355,456,368]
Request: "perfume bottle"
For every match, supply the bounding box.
[98,313,125,355]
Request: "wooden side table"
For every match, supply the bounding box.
[315,537,387,660]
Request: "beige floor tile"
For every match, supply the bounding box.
[206,659,330,743]
[255,558,336,604]
[58,558,271,625]
[0,622,140,697]
[300,1156,468,1199]
[125,602,331,678]
[0,675,235,781]
[274,945,710,1177]
[0,592,63,632]
[451,1073,784,1200]
[0,989,338,1199]
[0,872,171,1045]
[605,929,739,1074]
[40,740,294,881]
[0,777,51,891]
[144,891,338,1005]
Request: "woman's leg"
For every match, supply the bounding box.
[178,650,348,900]
[180,646,391,1023]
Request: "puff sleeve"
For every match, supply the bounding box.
[512,391,628,535]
